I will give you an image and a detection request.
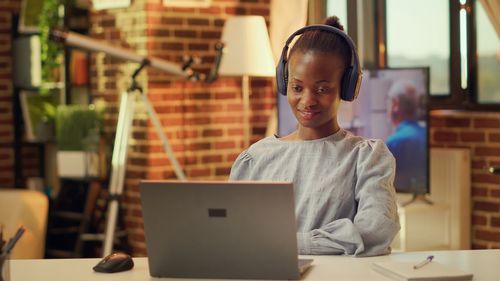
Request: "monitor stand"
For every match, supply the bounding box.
[401,194,433,207]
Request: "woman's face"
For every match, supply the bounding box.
[287,50,344,138]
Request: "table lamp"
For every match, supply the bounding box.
[219,15,275,148]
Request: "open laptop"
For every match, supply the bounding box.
[139,180,313,280]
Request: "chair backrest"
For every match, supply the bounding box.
[0,189,49,259]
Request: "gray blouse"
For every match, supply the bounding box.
[229,129,400,256]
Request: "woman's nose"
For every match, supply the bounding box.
[300,90,317,107]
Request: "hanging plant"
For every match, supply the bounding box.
[38,0,73,86]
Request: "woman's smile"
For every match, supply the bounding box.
[298,109,320,120]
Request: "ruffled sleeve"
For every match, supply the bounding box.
[229,150,253,181]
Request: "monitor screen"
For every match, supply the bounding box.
[277,67,429,194]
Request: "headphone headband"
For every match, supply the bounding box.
[276,24,363,101]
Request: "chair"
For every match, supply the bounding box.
[0,189,49,259]
[45,180,103,258]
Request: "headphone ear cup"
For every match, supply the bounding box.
[341,66,358,101]
[276,59,288,96]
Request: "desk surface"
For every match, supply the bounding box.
[10,249,500,281]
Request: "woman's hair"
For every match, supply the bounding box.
[288,16,351,69]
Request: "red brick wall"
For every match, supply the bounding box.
[0,0,20,187]
[89,0,274,255]
[430,111,500,249]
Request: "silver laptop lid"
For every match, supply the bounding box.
[139,180,301,280]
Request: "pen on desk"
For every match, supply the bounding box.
[413,255,434,270]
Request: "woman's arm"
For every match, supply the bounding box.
[297,140,400,256]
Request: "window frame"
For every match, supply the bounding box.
[320,0,500,110]
[383,0,500,110]
[468,0,500,109]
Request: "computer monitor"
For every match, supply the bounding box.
[277,67,429,194]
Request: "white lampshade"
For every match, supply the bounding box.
[219,16,275,77]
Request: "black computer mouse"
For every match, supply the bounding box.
[93,252,134,273]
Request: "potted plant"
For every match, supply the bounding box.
[39,0,73,88]
[19,89,61,142]
[55,100,106,178]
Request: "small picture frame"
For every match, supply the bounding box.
[163,0,212,8]
[18,0,44,33]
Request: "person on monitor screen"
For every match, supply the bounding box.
[385,81,426,193]
[229,16,400,256]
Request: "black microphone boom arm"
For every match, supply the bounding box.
[50,29,197,79]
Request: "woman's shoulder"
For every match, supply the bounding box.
[343,131,392,156]
[243,135,280,158]
[338,132,395,175]
[230,136,282,173]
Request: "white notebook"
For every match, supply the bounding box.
[372,261,473,281]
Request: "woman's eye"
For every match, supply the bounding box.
[291,85,303,93]
[317,87,330,94]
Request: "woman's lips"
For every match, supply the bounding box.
[298,109,319,120]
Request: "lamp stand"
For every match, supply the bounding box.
[242,75,251,148]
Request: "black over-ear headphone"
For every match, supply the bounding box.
[276,24,363,101]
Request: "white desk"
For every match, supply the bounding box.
[10,250,500,281]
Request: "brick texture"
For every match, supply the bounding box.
[0,0,20,188]
[0,145,14,186]
[430,111,500,249]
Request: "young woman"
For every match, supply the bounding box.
[229,16,400,257]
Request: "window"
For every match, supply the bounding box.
[475,0,500,104]
[386,0,450,96]
[326,0,348,32]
